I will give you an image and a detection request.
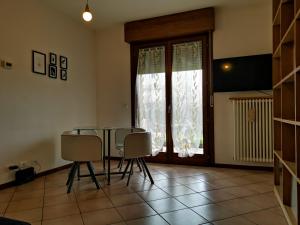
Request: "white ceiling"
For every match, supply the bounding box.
[41,0,270,30]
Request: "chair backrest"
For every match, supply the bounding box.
[132,128,146,133]
[79,130,98,135]
[61,132,102,162]
[63,130,78,135]
[124,132,152,159]
[115,128,145,148]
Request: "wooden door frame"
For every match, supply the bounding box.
[130,32,215,166]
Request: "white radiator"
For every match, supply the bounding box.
[232,97,273,163]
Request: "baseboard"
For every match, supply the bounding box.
[0,161,272,190]
[213,163,273,171]
[0,163,72,190]
[36,163,72,177]
[0,181,15,190]
[111,157,272,171]
[107,156,122,160]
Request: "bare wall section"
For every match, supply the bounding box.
[0,0,97,184]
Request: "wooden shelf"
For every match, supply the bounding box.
[297,126,300,176]
[274,87,282,117]
[273,66,300,88]
[281,1,294,39]
[273,57,281,86]
[273,1,299,224]
[275,181,284,201]
[284,160,297,177]
[296,73,300,121]
[296,0,300,14]
[296,21,300,68]
[274,121,282,152]
[281,42,295,78]
[282,81,295,120]
[273,0,281,20]
[282,123,295,161]
[273,8,281,26]
[274,186,298,225]
[273,117,300,126]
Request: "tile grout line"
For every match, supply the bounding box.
[2,186,16,216]
[0,163,277,225]
[73,164,88,225]
[41,176,46,225]
[122,169,276,224]
[189,205,282,224]
[102,183,126,224]
[108,168,172,224]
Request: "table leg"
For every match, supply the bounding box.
[108,129,111,185]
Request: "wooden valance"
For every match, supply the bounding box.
[124,8,215,43]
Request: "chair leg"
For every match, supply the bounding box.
[138,158,147,177]
[127,159,135,186]
[87,162,100,189]
[121,159,131,180]
[117,158,122,168]
[141,158,154,184]
[136,158,143,172]
[119,158,124,172]
[77,163,81,181]
[89,162,95,182]
[67,162,78,193]
[66,163,76,185]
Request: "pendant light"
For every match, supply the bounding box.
[82,0,93,22]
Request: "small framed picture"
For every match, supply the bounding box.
[49,65,57,79]
[49,53,57,65]
[32,50,46,75]
[60,69,67,81]
[60,56,68,69]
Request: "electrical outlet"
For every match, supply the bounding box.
[32,160,38,165]
[0,59,13,69]
[17,160,40,171]
[28,160,41,172]
[8,165,19,170]
[19,161,28,169]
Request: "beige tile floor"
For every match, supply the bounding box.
[0,161,287,225]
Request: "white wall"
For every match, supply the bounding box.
[95,2,273,164]
[213,3,272,165]
[0,0,97,184]
[96,25,131,128]
[96,25,132,155]
[213,3,272,59]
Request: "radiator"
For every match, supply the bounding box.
[232,97,273,163]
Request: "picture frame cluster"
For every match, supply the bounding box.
[32,50,68,81]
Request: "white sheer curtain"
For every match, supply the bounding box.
[136,46,166,156]
[172,41,203,157]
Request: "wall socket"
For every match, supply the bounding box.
[9,160,40,171]
[0,59,13,69]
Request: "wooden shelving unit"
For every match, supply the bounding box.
[273,0,300,224]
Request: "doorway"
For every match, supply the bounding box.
[131,34,214,166]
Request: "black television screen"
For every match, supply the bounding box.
[213,54,272,92]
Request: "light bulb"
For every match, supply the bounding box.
[82,4,92,22]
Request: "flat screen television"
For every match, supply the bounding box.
[213,54,272,92]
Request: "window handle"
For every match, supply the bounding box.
[168,105,172,114]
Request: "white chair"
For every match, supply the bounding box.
[115,128,145,171]
[73,130,99,180]
[121,132,154,185]
[61,131,102,193]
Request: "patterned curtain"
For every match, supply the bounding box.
[172,41,203,157]
[136,46,166,156]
